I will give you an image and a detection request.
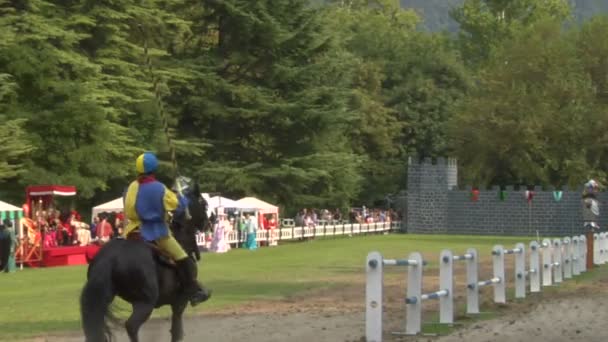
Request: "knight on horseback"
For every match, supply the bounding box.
[123,151,211,306]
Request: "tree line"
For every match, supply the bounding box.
[1,0,607,216]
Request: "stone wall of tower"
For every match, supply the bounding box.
[405,157,603,236]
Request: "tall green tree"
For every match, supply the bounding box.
[0,0,135,198]
[165,0,363,213]
[451,0,571,65]
[328,0,468,202]
[573,15,608,183]
[449,18,600,187]
[0,13,35,183]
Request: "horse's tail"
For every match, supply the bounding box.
[80,258,117,342]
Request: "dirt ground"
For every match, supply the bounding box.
[32,260,608,342]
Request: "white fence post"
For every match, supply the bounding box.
[562,237,572,279]
[542,238,552,287]
[529,241,540,293]
[366,252,383,342]
[599,232,603,264]
[405,253,423,336]
[506,243,526,299]
[492,245,506,304]
[599,233,608,265]
[594,233,600,265]
[604,232,608,264]
[572,236,580,276]
[580,235,587,272]
[464,248,479,314]
[553,239,563,284]
[439,249,454,324]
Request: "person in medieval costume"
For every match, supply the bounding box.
[243,213,257,250]
[0,219,16,273]
[0,223,8,271]
[209,212,230,253]
[123,151,211,306]
[582,179,601,232]
[5,219,16,273]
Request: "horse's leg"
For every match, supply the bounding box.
[125,302,154,342]
[170,300,188,342]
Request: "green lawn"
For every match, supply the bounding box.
[0,234,532,340]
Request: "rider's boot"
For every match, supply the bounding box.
[175,257,212,306]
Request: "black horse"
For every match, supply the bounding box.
[80,178,210,342]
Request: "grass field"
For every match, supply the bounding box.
[0,234,534,340]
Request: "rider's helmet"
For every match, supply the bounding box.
[585,179,600,193]
[136,152,159,175]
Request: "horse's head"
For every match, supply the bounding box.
[171,176,210,233]
[170,176,210,261]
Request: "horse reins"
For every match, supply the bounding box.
[138,24,191,220]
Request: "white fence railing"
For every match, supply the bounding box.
[366,232,608,341]
[196,221,401,247]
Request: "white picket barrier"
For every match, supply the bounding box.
[197,221,402,248]
[365,235,593,341]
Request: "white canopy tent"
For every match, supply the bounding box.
[206,196,240,210]
[0,200,23,233]
[0,200,21,212]
[91,197,124,219]
[236,197,279,215]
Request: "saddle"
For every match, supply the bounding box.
[126,231,176,267]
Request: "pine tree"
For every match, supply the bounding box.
[165,0,363,213]
[0,0,136,198]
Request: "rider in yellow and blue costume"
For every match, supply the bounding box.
[123,152,211,306]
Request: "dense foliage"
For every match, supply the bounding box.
[1,0,608,215]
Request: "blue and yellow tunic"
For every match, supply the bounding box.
[123,175,187,241]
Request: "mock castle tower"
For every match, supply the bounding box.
[406,157,457,233]
[405,156,605,236]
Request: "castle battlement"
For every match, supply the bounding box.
[408,156,458,167]
[405,156,596,237]
[449,185,584,192]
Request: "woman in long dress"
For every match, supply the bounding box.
[244,213,257,250]
[210,214,230,253]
